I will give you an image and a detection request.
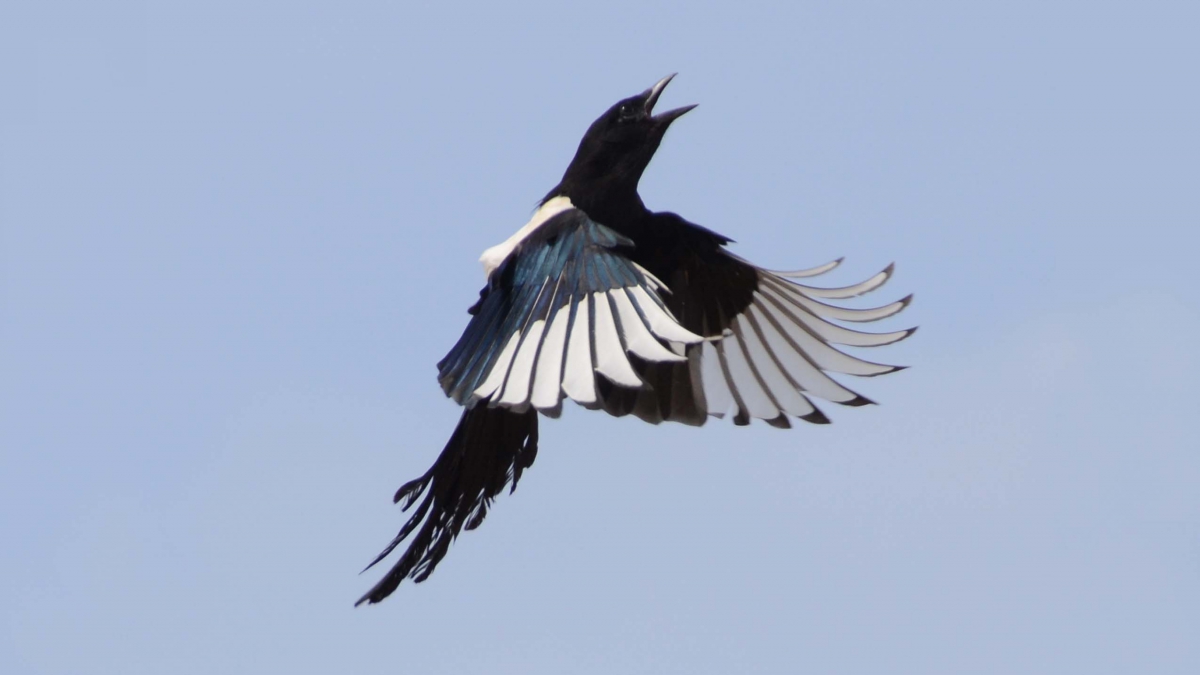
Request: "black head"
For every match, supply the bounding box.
[549,74,696,210]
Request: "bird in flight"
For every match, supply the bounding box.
[357,74,914,605]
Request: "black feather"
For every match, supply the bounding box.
[360,75,914,606]
[356,406,538,605]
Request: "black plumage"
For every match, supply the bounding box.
[357,74,914,605]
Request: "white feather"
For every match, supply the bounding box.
[562,296,596,404]
[699,340,733,417]
[774,300,911,347]
[611,290,687,363]
[626,286,704,344]
[757,287,898,376]
[497,319,545,406]
[732,316,816,417]
[592,292,642,387]
[771,265,892,299]
[479,196,575,279]
[718,331,779,420]
[472,331,521,400]
[747,302,860,403]
[753,257,842,278]
[762,275,909,323]
[530,302,571,410]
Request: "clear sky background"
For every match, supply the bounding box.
[2,1,1197,673]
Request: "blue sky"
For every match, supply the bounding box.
[2,1,1197,673]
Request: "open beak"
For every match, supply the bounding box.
[644,73,697,124]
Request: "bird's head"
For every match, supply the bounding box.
[551,74,696,210]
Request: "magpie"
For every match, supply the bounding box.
[357,74,914,605]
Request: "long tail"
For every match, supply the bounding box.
[356,405,539,606]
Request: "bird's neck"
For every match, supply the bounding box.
[545,179,648,227]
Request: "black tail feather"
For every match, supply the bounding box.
[356,405,539,605]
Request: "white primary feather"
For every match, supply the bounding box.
[611,290,687,363]
[699,340,733,418]
[761,275,909,323]
[561,296,597,404]
[530,302,571,410]
[717,329,781,420]
[472,331,521,400]
[756,286,898,376]
[691,261,911,422]
[497,319,546,406]
[752,257,842,278]
[731,316,817,417]
[774,296,912,347]
[781,265,892,299]
[626,286,704,344]
[591,291,642,387]
[745,302,860,403]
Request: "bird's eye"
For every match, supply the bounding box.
[617,104,638,122]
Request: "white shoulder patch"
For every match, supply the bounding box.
[479,196,575,279]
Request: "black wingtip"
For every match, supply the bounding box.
[842,395,876,407]
[800,409,831,425]
[765,414,792,429]
[733,408,751,426]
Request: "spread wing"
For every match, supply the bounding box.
[360,209,915,605]
[439,208,913,429]
[600,213,916,428]
[437,207,705,416]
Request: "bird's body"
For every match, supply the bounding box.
[357,75,914,605]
